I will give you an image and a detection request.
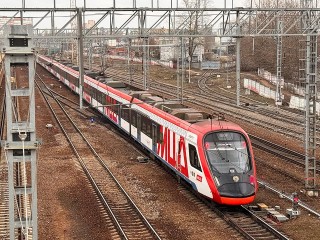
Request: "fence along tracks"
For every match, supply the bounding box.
[35,73,161,240]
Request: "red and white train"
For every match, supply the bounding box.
[37,55,257,205]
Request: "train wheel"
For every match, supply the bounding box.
[176,174,181,184]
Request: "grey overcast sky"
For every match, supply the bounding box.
[4,0,248,9]
[1,0,248,29]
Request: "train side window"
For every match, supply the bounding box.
[131,110,137,127]
[91,87,94,98]
[113,100,119,115]
[158,129,163,143]
[101,93,106,105]
[141,116,151,137]
[70,75,74,84]
[142,121,147,134]
[100,92,105,104]
[189,144,202,172]
[96,90,100,102]
[121,106,130,122]
[137,114,141,130]
[146,124,151,137]
[76,75,79,87]
[93,87,97,99]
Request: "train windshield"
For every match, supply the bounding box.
[204,131,251,174]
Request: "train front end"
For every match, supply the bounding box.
[202,130,257,205]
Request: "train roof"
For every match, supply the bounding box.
[190,119,244,134]
[123,89,245,135]
[122,90,210,123]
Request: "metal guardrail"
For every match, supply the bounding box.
[259,181,320,218]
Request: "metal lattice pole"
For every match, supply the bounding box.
[276,20,283,106]
[300,0,318,195]
[3,25,38,240]
[142,37,148,90]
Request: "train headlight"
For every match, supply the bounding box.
[249,175,256,186]
[232,175,240,182]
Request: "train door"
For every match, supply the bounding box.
[177,137,183,171]
[151,123,157,152]
[188,144,202,182]
[137,114,141,140]
[128,108,131,136]
[177,136,188,177]
[119,105,122,126]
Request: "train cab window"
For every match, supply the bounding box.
[204,132,251,174]
[189,144,202,172]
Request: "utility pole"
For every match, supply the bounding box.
[275,20,283,106]
[77,8,84,109]
[300,0,318,196]
[235,10,241,106]
[181,37,185,103]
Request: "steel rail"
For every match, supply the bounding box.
[36,72,161,240]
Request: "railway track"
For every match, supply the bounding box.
[99,66,320,214]
[176,182,291,240]
[250,134,320,173]
[105,66,320,147]
[40,64,294,239]
[105,67,312,143]
[94,59,306,133]
[84,66,317,166]
[41,61,320,239]
[214,205,289,240]
[200,72,305,125]
[47,64,312,173]
[36,73,161,240]
[153,83,309,141]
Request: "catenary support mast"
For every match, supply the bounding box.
[3,25,38,240]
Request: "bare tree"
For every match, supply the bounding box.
[241,0,303,83]
[180,0,211,60]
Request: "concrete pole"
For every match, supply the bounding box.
[181,37,185,103]
[236,10,241,106]
[77,8,84,109]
